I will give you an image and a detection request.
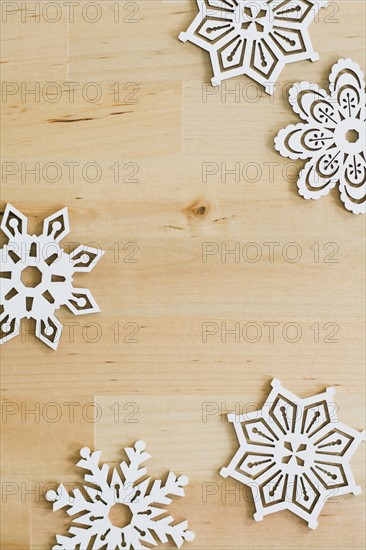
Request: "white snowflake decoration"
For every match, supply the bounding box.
[275,58,366,214]
[46,441,195,550]
[179,0,327,94]
[220,379,365,529]
[0,203,104,350]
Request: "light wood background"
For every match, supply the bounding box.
[1,1,365,548]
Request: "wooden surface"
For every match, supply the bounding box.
[1,1,365,548]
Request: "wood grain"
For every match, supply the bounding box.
[1,1,365,548]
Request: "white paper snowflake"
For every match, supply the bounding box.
[179,0,327,94]
[275,58,366,214]
[0,203,104,350]
[46,441,195,550]
[220,379,365,529]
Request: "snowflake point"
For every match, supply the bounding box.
[45,489,58,502]
[308,518,318,529]
[253,511,263,522]
[79,447,91,459]
[184,530,195,542]
[352,485,362,496]
[135,440,146,452]
[271,378,281,389]
[177,474,189,487]
[326,386,336,397]
[264,82,274,95]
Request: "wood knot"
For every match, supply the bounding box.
[186,199,210,222]
[193,205,206,216]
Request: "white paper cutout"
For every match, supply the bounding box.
[46,441,195,549]
[221,379,365,529]
[0,204,104,350]
[179,0,327,94]
[275,58,366,214]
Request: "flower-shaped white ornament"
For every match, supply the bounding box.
[46,441,195,550]
[275,58,366,214]
[221,379,365,529]
[179,0,327,94]
[0,204,104,350]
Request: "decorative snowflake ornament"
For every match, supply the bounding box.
[220,379,365,529]
[275,58,366,214]
[46,441,195,549]
[179,0,327,94]
[0,204,104,350]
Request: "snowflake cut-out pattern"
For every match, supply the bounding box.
[221,379,365,528]
[46,441,195,549]
[275,58,366,213]
[179,0,327,94]
[0,204,104,350]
